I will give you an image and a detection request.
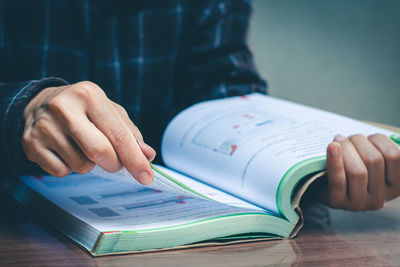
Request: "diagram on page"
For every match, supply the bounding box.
[191,108,293,156]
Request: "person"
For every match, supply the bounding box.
[1,0,399,212]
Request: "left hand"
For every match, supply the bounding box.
[322,133,400,211]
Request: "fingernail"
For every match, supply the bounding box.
[137,170,152,185]
[329,143,340,158]
[334,134,346,142]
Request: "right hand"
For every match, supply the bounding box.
[322,134,400,211]
[22,81,156,185]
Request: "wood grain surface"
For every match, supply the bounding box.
[2,192,400,267]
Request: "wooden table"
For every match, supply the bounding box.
[2,184,400,266]
[1,123,399,266]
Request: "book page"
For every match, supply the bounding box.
[161,93,395,214]
[19,173,269,232]
[89,164,211,200]
[90,164,261,211]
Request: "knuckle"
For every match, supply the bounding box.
[75,81,100,91]
[35,118,53,136]
[85,144,110,162]
[47,95,68,113]
[109,128,129,146]
[363,154,384,169]
[46,100,75,129]
[73,81,103,99]
[113,102,125,112]
[64,119,81,136]
[348,166,368,181]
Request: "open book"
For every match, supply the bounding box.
[11,93,400,256]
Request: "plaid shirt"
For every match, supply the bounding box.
[0,0,266,176]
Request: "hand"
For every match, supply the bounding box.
[323,133,400,211]
[22,81,156,184]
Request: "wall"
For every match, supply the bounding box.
[250,0,400,126]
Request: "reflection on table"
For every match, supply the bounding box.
[1,189,400,266]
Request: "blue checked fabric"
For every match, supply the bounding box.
[0,0,266,176]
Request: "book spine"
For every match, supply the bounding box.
[90,231,121,255]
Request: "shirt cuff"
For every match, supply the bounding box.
[3,77,69,175]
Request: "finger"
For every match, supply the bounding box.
[369,134,400,200]
[112,103,156,161]
[87,100,153,185]
[26,143,71,177]
[34,118,95,174]
[138,141,156,162]
[46,92,122,173]
[64,116,122,173]
[326,142,347,209]
[335,135,368,211]
[47,133,95,175]
[349,134,385,210]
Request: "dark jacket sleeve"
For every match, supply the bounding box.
[0,77,69,178]
[176,0,267,107]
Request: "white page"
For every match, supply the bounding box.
[89,164,205,197]
[90,164,261,210]
[20,173,269,232]
[161,93,395,213]
[154,165,263,211]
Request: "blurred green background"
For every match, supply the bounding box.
[250,0,400,127]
